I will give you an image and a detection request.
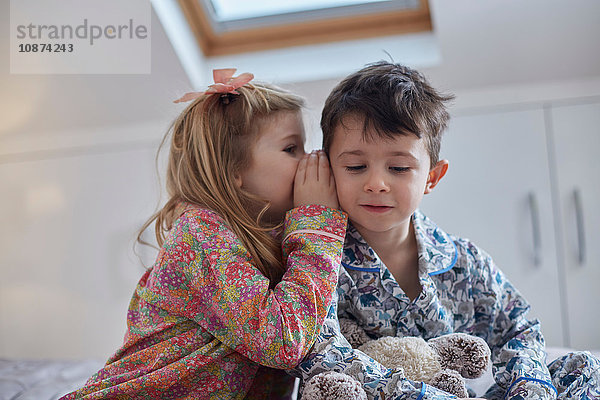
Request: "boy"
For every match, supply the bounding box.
[293,62,600,399]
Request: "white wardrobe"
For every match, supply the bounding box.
[421,99,600,350]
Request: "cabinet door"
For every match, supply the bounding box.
[551,102,600,350]
[420,109,564,346]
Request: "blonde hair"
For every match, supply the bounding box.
[139,83,305,284]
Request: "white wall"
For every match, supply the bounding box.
[0,122,172,359]
[0,3,182,359]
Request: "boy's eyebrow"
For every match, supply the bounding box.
[388,151,418,160]
[337,150,417,160]
[337,150,363,158]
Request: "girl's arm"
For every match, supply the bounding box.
[175,205,347,369]
[140,199,347,371]
[140,150,346,369]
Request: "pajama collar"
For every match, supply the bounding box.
[342,210,457,277]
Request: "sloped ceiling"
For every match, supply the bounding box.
[1,0,599,140]
[423,0,600,90]
[162,0,600,92]
[0,3,191,140]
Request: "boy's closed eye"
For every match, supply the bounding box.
[345,165,366,172]
[344,165,411,173]
[390,167,410,173]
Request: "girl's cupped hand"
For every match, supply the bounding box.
[294,150,339,210]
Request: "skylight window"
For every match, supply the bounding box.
[176,0,430,56]
[209,0,398,21]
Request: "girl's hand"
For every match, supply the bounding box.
[294,150,339,210]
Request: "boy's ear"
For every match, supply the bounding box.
[424,160,449,194]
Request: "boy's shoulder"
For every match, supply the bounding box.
[412,210,494,263]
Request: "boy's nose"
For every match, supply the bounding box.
[363,172,390,193]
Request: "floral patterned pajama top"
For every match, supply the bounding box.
[61,203,347,400]
[295,210,559,399]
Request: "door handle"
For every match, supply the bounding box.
[573,188,586,265]
[528,192,541,266]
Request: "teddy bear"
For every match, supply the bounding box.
[302,317,491,399]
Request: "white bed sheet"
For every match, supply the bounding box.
[0,358,102,400]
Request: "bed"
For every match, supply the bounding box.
[0,358,102,400]
[1,347,598,399]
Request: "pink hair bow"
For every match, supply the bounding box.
[173,68,254,103]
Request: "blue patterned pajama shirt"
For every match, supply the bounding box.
[293,210,600,399]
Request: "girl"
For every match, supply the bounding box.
[61,69,347,399]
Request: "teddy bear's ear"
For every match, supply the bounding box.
[339,317,371,348]
[428,333,491,379]
[302,372,367,400]
[430,369,468,398]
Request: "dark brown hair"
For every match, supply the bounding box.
[321,61,454,167]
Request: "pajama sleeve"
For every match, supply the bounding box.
[141,204,347,370]
[292,289,460,400]
[467,241,557,400]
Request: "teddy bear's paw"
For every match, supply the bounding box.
[302,371,367,400]
[428,333,491,379]
[339,317,371,348]
[430,368,468,398]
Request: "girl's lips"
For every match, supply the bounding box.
[360,205,393,213]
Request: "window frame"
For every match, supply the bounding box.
[177,0,432,56]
